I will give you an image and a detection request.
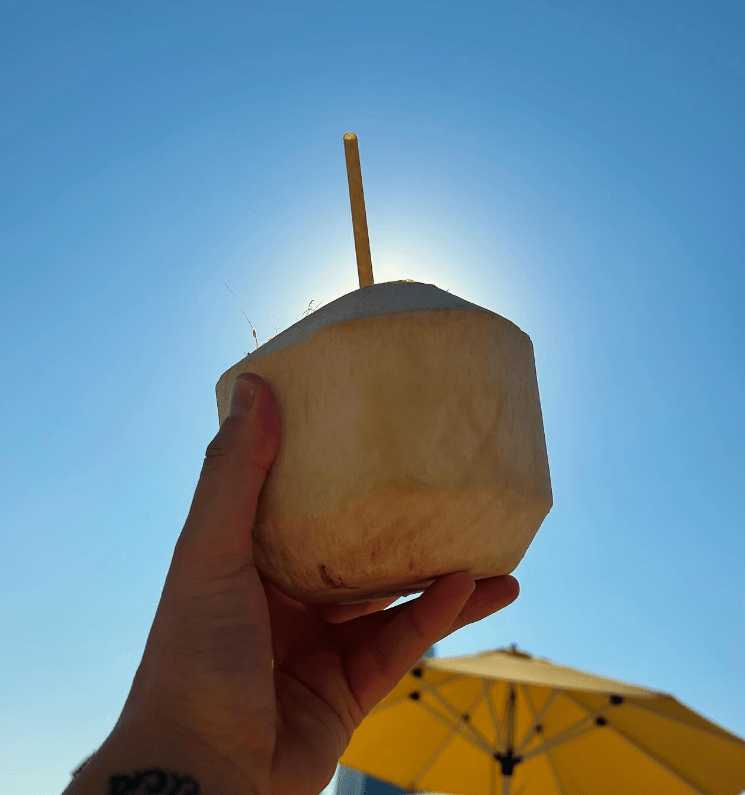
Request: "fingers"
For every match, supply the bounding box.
[313,597,399,624]
[339,574,519,717]
[345,572,476,717]
[314,574,516,626]
[447,574,519,634]
[367,575,519,638]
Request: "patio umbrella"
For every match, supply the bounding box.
[339,644,745,794]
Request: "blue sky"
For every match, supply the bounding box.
[1,1,744,793]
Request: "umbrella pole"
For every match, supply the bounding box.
[500,683,517,795]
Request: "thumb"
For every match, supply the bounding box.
[175,373,281,577]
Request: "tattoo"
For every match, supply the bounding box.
[108,769,202,794]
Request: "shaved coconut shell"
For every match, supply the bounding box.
[216,281,552,604]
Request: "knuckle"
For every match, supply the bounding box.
[405,609,431,646]
[204,440,229,460]
[369,640,390,680]
[203,416,243,460]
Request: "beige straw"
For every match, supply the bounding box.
[343,132,374,288]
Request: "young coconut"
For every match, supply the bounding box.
[215,133,552,604]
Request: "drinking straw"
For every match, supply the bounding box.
[343,132,375,288]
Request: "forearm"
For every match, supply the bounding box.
[61,719,259,795]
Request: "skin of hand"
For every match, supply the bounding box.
[108,372,520,795]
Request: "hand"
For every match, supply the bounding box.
[115,373,520,795]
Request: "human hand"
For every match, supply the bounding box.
[103,373,520,795]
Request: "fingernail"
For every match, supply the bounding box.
[229,374,256,417]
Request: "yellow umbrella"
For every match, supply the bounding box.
[339,645,745,795]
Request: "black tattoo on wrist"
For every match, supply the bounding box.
[108,768,202,794]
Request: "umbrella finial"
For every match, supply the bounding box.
[492,644,533,658]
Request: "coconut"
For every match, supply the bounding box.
[215,280,552,604]
[214,132,552,604]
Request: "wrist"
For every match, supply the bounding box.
[62,717,260,795]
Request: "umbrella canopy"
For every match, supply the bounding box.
[339,645,745,795]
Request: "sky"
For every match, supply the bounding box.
[1,1,744,793]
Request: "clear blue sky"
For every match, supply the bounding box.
[1,2,743,793]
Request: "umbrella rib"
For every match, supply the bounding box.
[411,692,515,791]
[519,685,569,795]
[517,693,638,763]
[411,680,500,756]
[520,717,601,761]
[561,691,712,795]
[593,694,745,747]
[515,686,560,755]
[407,725,462,792]
[483,678,505,750]
[368,672,464,715]
[423,675,503,755]
[500,682,511,750]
